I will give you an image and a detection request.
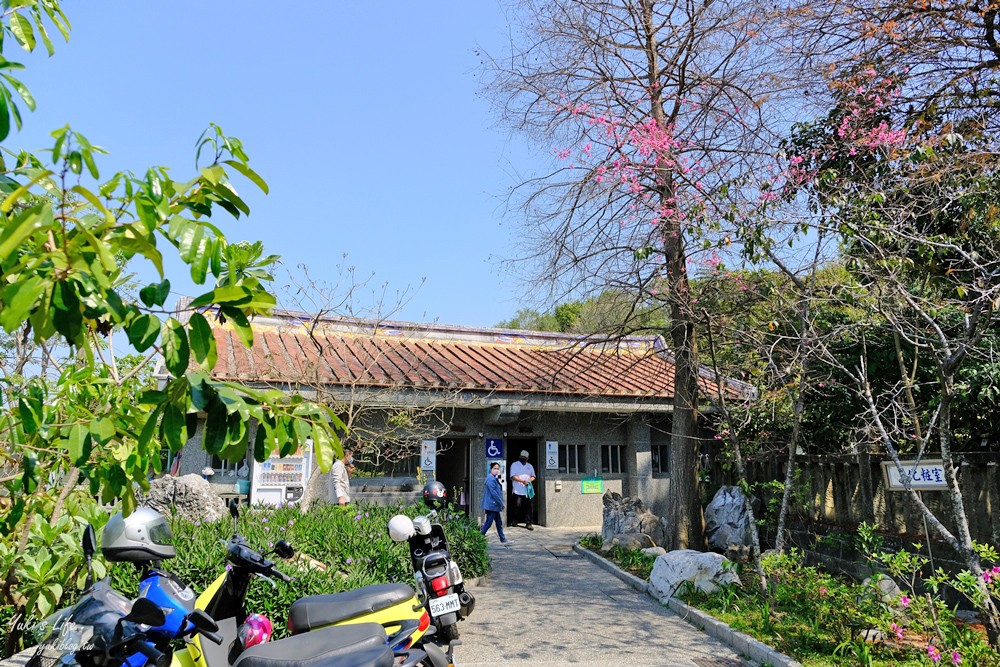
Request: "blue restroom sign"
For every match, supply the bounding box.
[485,439,504,458]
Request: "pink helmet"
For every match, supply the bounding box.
[238,614,273,649]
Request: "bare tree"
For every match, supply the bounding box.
[487,0,796,549]
[276,265,459,479]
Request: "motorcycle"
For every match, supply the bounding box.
[126,503,455,667]
[387,482,476,642]
[98,507,414,667]
[27,525,217,667]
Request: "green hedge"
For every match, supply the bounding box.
[13,501,488,647]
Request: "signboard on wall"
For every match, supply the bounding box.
[420,440,437,471]
[545,441,558,470]
[485,438,504,459]
[881,459,947,491]
[581,477,604,494]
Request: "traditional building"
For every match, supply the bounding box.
[170,309,752,527]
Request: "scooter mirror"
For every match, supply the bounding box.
[124,597,166,627]
[273,540,294,559]
[188,609,220,634]
[81,525,97,558]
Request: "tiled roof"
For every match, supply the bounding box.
[204,311,748,403]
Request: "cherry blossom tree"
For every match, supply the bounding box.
[487,0,796,549]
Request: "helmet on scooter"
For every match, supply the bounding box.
[101,507,176,562]
[388,514,415,542]
[422,480,447,509]
[412,516,432,536]
[237,614,273,649]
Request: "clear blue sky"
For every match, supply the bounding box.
[12,2,542,327]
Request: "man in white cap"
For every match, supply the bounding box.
[509,450,536,530]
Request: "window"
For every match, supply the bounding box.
[651,444,670,475]
[558,444,585,474]
[600,444,624,475]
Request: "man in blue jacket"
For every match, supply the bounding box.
[481,461,507,545]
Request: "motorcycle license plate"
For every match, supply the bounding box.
[428,593,460,617]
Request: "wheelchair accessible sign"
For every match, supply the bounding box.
[485,438,504,459]
[420,440,436,471]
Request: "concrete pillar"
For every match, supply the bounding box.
[626,415,652,501]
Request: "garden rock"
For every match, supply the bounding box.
[603,532,654,551]
[864,575,902,604]
[642,546,667,557]
[648,549,740,599]
[601,490,667,547]
[704,485,752,554]
[141,474,227,523]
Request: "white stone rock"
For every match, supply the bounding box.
[140,474,227,524]
[642,546,667,557]
[649,549,740,599]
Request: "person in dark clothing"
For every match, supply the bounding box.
[480,462,507,544]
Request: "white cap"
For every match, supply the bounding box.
[520,450,529,458]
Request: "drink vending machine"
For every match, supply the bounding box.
[250,441,313,506]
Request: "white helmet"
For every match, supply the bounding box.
[412,515,432,536]
[102,507,176,562]
[388,515,414,542]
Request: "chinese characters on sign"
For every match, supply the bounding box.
[881,459,947,491]
[581,478,604,494]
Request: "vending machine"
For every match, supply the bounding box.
[250,441,313,506]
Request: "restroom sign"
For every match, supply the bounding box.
[420,440,436,471]
[545,441,559,470]
[485,438,504,459]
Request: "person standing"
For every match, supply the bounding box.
[509,450,536,530]
[329,448,354,506]
[480,462,507,544]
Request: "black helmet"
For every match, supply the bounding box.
[422,480,447,509]
[102,507,176,562]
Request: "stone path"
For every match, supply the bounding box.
[456,526,748,667]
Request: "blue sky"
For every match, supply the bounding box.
[11,2,542,327]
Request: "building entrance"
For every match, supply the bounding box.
[435,437,471,515]
[505,438,540,526]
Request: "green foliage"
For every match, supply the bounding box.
[0,2,345,654]
[677,548,1000,666]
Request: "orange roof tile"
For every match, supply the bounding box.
[202,311,749,405]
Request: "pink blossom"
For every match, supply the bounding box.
[890,623,903,640]
[927,645,941,663]
[900,594,910,608]
[951,651,962,665]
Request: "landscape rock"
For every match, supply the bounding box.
[608,533,655,551]
[140,474,227,524]
[601,490,667,547]
[649,549,740,599]
[642,546,667,557]
[704,485,753,553]
[864,575,903,604]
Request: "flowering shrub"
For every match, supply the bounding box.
[858,522,1000,667]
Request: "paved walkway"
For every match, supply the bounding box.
[457,526,748,667]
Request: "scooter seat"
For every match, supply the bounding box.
[288,583,416,633]
[232,623,392,667]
